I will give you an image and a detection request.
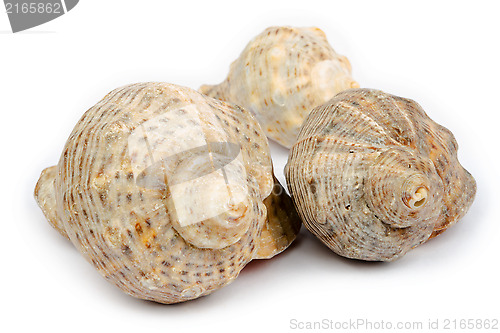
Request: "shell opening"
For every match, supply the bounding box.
[414,197,426,207]
[413,187,428,208]
[403,186,428,209]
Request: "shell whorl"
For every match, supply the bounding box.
[365,148,442,229]
[200,26,358,148]
[35,82,301,303]
[286,88,476,261]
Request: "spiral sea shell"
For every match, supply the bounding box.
[35,82,301,303]
[285,88,476,261]
[200,26,358,148]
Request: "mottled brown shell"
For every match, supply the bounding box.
[35,82,300,303]
[200,26,358,148]
[285,88,476,261]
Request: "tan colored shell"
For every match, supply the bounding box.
[200,26,358,148]
[35,82,301,303]
[285,88,476,261]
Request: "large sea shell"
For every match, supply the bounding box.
[285,88,476,261]
[200,26,358,148]
[35,82,301,303]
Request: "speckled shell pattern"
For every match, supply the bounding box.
[35,82,301,303]
[200,26,358,148]
[285,88,476,261]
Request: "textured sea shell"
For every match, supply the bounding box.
[200,26,359,148]
[285,88,476,261]
[35,82,301,303]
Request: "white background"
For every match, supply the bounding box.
[1,1,498,332]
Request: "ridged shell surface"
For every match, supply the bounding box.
[285,88,476,261]
[35,82,301,303]
[200,26,358,148]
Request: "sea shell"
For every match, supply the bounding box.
[285,88,476,261]
[200,26,358,148]
[35,82,301,303]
